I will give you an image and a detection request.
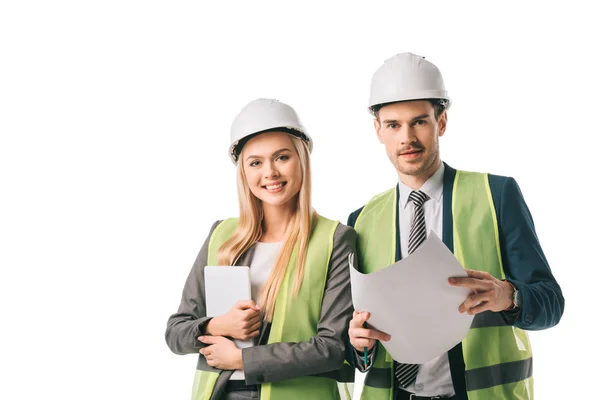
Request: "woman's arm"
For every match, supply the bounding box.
[165,221,219,355]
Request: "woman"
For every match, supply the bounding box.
[165,98,356,400]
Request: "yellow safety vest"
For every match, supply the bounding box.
[356,171,533,400]
[193,216,353,400]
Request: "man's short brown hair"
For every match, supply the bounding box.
[370,99,448,121]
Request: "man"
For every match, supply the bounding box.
[347,53,564,400]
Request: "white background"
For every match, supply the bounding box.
[1,1,598,399]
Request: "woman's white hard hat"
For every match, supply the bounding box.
[229,98,312,164]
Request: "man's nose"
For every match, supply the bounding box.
[398,125,416,145]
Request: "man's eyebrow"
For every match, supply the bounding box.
[382,114,431,124]
[410,114,431,122]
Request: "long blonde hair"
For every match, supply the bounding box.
[217,133,314,322]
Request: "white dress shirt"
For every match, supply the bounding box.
[231,241,281,380]
[397,162,454,397]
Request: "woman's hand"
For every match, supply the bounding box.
[206,300,262,340]
[198,336,243,370]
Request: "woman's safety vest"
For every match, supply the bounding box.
[193,215,353,400]
[355,171,533,400]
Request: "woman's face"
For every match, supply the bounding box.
[240,131,303,209]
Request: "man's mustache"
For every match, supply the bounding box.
[397,144,425,156]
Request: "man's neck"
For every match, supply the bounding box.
[398,159,442,190]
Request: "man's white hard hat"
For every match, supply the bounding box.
[368,52,451,112]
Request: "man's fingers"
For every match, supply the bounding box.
[464,269,490,279]
[351,338,376,350]
[459,292,491,312]
[350,327,391,342]
[449,277,492,290]
[465,301,492,315]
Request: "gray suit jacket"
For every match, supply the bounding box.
[165,220,357,399]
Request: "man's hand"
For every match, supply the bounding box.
[449,269,515,315]
[206,300,262,340]
[348,311,391,352]
[198,336,243,370]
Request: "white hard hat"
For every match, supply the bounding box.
[368,52,451,112]
[229,98,312,164]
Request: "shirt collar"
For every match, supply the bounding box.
[399,162,445,209]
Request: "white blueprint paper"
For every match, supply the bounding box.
[349,232,474,363]
[204,265,253,379]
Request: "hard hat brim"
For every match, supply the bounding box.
[229,127,312,164]
[368,97,452,115]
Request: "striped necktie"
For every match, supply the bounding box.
[395,190,430,388]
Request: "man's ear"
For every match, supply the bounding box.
[438,111,448,137]
[374,118,384,143]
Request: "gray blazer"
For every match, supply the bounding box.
[165,220,357,399]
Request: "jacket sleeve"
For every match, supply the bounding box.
[241,224,357,385]
[351,345,377,372]
[165,221,221,355]
[497,177,565,330]
[344,207,376,372]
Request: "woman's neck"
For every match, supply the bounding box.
[260,203,295,243]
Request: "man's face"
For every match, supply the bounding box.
[374,100,447,179]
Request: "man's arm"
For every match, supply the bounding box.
[495,176,565,330]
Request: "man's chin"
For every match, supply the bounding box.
[396,163,425,176]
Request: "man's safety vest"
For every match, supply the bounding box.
[355,171,533,400]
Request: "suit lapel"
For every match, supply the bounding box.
[442,162,456,252]
[395,184,401,262]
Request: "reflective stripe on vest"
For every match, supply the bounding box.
[355,171,533,400]
[193,216,347,400]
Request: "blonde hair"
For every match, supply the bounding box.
[217,133,315,322]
